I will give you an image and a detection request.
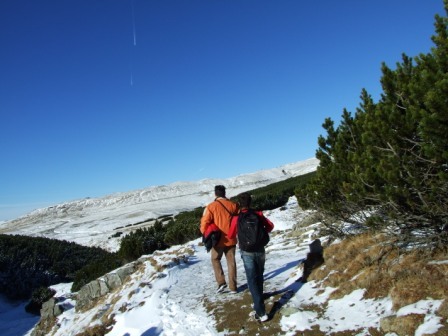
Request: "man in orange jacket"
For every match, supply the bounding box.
[200,185,239,293]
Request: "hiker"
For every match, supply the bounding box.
[228,192,274,322]
[200,185,239,293]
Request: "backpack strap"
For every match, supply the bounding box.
[237,208,251,219]
[215,199,238,229]
[238,209,258,222]
[215,199,234,216]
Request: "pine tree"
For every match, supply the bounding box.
[298,1,448,247]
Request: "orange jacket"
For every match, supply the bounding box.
[200,197,239,247]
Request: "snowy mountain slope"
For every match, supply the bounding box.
[0,158,318,251]
[0,156,444,335]
[22,197,444,336]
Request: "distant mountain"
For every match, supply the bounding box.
[0,158,318,251]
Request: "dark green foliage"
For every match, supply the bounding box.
[110,231,123,238]
[297,2,448,247]
[164,207,203,245]
[233,172,315,210]
[0,234,118,300]
[117,220,169,261]
[117,174,317,257]
[25,286,56,315]
[161,174,316,246]
[72,253,123,291]
[115,211,201,263]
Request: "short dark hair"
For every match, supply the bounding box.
[214,185,226,197]
[238,192,252,208]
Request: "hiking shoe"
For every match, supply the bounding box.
[217,284,227,293]
[255,314,269,322]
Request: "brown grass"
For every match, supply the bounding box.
[380,314,425,335]
[202,229,446,334]
[147,256,165,272]
[438,299,448,320]
[306,232,448,334]
[435,300,448,335]
[31,316,57,336]
[73,323,113,336]
[311,233,448,302]
[203,290,287,336]
[324,329,383,336]
[145,246,193,273]
[74,315,115,336]
[388,249,448,310]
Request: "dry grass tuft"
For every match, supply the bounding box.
[300,303,326,317]
[74,315,115,336]
[203,289,290,336]
[290,325,326,335]
[127,289,137,300]
[183,246,195,255]
[135,260,146,273]
[31,316,57,336]
[438,299,448,320]
[74,325,109,336]
[380,314,425,335]
[305,231,448,334]
[388,249,448,310]
[147,257,166,272]
[436,300,448,335]
[323,329,383,336]
[145,247,192,273]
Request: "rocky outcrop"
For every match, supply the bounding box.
[31,297,69,336]
[30,261,138,336]
[30,247,193,336]
[75,262,138,311]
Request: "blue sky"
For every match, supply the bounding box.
[0,0,445,221]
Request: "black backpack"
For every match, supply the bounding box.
[237,210,270,252]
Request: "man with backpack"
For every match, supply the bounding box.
[200,185,239,294]
[228,192,274,322]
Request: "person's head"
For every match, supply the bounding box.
[238,192,252,209]
[214,185,226,198]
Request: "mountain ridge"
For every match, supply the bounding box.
[0,158,319,251]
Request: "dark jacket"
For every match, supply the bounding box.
[202,223,221,252]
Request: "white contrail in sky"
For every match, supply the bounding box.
[131,0,136,46]
[130,0,136,86]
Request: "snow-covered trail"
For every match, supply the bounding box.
[30,197,315,336]
[106,197,312,336]
[106,241,223,336]
[15,196,446,336]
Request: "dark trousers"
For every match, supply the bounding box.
[241,250,266,316]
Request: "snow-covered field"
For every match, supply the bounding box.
[0,158,318,252]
